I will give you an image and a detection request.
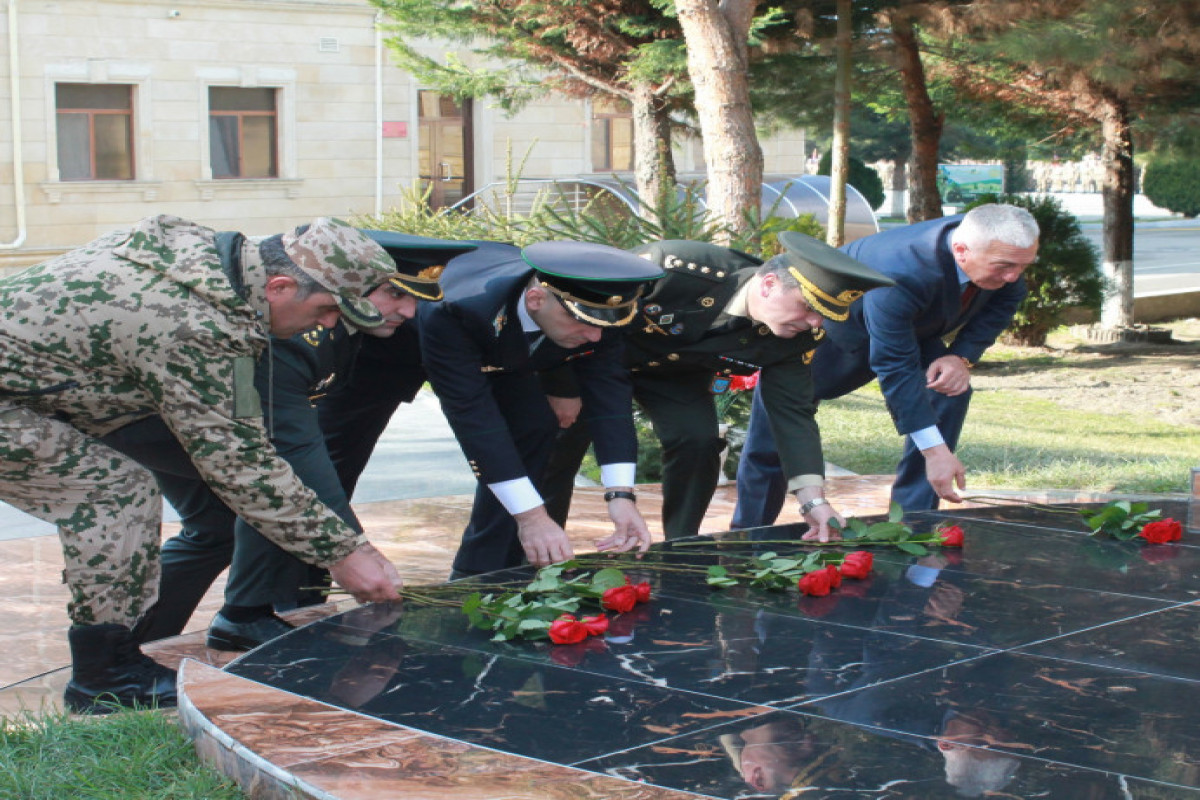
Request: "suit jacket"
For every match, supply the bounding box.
[831,215,1027,435]
[626,240,826,479]
[418,241,637,485]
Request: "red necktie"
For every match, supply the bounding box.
[959,283,980,316]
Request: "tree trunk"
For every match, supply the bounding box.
[675,0,762,243]
[826,0,852,247]
[630,83,677,226]
[889,158,908,219]
[889,10,943,223]
[1097,90,1135,328]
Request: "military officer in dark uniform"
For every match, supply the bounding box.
[541,233,893,541]
[102,233,476,649]
[418,241,665,578]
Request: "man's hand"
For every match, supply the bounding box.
[328,543,403,603]
[595,493,652,554]
[794,489,846,543]
[546,395,582,428]
[922,444,966,503]
[513,505,575,566]
[925,355,972,396]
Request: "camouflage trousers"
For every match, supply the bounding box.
[0,403,161,627]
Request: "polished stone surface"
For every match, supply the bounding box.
[220,502,1200,799]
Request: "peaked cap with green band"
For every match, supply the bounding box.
[521,240,664,327]
[775,230,895,321]
[360,230,479,302]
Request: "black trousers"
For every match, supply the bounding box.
[541,370,723,540]
[451,371,560,575]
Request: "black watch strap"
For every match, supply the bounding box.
[603,490,637,503]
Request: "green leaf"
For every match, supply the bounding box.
[888,501,905,523]
[897,541,929,556]
[590,567,628,592]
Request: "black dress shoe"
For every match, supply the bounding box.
[206,612,294,652]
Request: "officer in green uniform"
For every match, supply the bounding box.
[542,233,893,540]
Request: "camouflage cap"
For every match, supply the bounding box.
[281,218,399,328]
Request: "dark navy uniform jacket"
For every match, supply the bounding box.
[417,243,637,486]
[626,240,826,480]
[835,215,1026,435]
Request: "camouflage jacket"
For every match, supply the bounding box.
[0,215,365,566]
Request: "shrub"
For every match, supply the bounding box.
[965,193,1103,347]
[816,152,886,211]
[1142,158,1200,218]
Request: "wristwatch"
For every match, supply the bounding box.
[799,497,829,516]
[604,490,637,503]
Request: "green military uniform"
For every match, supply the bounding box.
[0,215,372,629]
[544,240,824,538]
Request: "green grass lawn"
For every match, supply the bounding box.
[818,383,1200,495]
[0,709,242,800]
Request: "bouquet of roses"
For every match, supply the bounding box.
[714,371,760,419]
[1080,500,1183,543]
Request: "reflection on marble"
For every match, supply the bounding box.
[218,502,1200,799]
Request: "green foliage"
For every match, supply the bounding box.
[816,152,886,210]
[1079,501,1164,540]
[817,384,1200,495]
[1142,158,1200,218]
[964,193,1103,347]
[0,708,243,800]
[461,562,631,642]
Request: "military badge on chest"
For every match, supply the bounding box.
[642,305,685,336]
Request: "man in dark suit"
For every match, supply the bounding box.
[733,204,1039,527]
[541,234,894,541]
[419,241,665,578]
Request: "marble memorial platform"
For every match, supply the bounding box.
[178,500,1199,799]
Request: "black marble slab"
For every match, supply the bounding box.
[225,501,1200,799]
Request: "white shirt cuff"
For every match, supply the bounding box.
[786,474,825,494]
[600,462,637,488]
[488,477,543,516]
[909,425,945,451]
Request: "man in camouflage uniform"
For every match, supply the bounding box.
[0,215,405,713]
[541,233,893,540]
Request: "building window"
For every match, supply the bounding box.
[591,97,633,173]
[55,83,134,181]
[209,87,278,179]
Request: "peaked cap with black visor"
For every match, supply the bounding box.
[772,230,895,321]
[521,240,665,327]
[360,230,478,303]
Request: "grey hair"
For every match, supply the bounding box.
[951,204,1039,250]
[757,254,802,291]
[259,233,324,298]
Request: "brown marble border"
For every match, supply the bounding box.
[178,659,708,800]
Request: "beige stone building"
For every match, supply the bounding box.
[0,0,807,273]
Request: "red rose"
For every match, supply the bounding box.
[840,551,874,579]
[633,581,652,604]
[1139,518,1183,544]
[824,564,843,589]
[730,372,760,392]
[548,615,588,645]
[603,584,639,613]
[938,524,964,547]
[581,614,610,636]
[798,568,834,597]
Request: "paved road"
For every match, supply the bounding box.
[1081,223,1200,296]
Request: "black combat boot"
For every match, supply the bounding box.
[63,623,178,715]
